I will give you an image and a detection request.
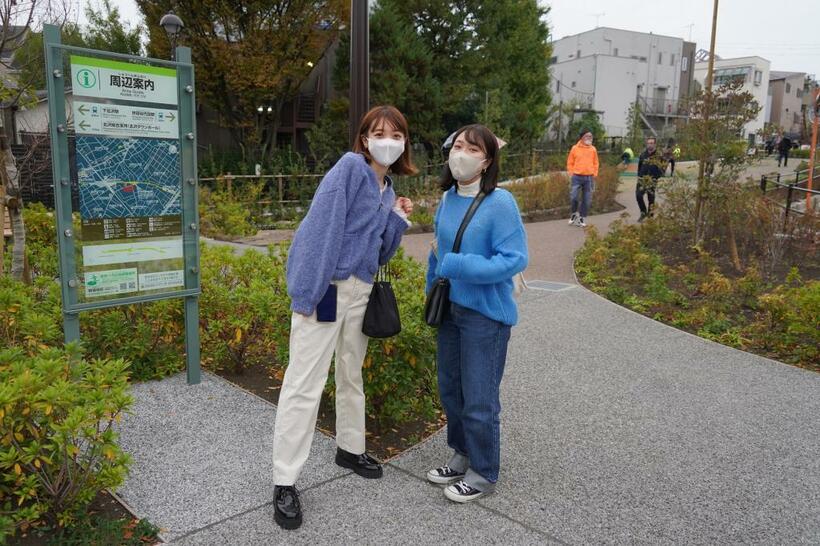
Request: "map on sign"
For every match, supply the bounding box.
[76,135,181,219]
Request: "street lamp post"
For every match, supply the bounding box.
[160,11,184,61]
[349,0,369,147]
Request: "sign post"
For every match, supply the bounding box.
[44,24,201,384]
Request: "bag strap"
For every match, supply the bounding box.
[452,191,487,254]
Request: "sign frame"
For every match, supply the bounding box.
[44,25,201,384]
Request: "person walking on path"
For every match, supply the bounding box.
[272,105,416,530]
[777,134,792,167]
[663,139,678,177]
[566,128,599,227]
[637,136,664,221]
[425,124,528,504]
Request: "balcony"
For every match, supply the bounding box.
[639,97,689,118]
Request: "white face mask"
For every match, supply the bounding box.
[448,150,486,182]
[366,137,405,167]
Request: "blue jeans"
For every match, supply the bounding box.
[437,302,511,492]
[570,175,594,218]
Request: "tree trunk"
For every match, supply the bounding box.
[1,145,27,282]
[726,216,742,272]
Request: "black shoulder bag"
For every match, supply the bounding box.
[424,192,487,327]
[362,263,401,338]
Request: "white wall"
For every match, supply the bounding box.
[694,56,770,141]
[14,95,75,142]
[550,27,689,137]
[552,28,685,101]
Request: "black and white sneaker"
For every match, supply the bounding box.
[426,465,466,485]
[444,480,485,503]
[568,212,579,225]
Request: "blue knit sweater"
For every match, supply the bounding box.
[287,152,409,314]
[426,187,529,325]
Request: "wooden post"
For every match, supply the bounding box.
[807,87,819,212]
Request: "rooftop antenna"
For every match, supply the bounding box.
[589,12,605,28]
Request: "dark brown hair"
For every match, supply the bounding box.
[439,124,500,194]
[352,105,418,175]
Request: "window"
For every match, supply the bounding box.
[754,70,762,86]
[571,81,576,88]
[577,49,581,58]
[714,67,750,86]
[658,52,663,64]
[613,48,619,56]
[670,54,676,66]
[556,80,560,92]
[682,57,689,71]
[785,83,791,93]
[794,112,801,124]
[550,56,557,65]
[797,88,803,98]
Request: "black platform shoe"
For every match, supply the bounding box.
[274,485,302,530]
[334,447,383,479]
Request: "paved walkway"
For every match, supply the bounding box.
[115,174,820,544]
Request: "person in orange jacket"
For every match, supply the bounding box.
[566,128,599,227]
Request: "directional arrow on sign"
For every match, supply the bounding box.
[78,104,89,115]
[167,112,176,122]
[79,120,90,130]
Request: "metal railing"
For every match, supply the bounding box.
[759,168,820,229]
[639,96,689,117]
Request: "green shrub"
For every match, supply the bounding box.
[0,276,62,349]
[80,300,186,381]
[0,342,133,539]
[199,244,291,374]
[199,186,259,239]
[18,203,60,280]
[575,219,819,371]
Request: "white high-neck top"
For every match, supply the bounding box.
[457,178,481,197]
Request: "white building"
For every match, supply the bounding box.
[693,56,770,144]
[549,27,696,139]
[767,71,807,139]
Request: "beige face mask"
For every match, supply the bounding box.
[448,151,486,181]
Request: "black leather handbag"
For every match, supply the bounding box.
[362,264,401,338]
[424,192,487,327]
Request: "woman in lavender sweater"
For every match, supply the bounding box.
[272,106,416,530]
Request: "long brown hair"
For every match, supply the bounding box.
[352,105,419,176]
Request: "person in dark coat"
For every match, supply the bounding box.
[636,136,664,221]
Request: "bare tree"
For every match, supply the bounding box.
[0,0,71,280]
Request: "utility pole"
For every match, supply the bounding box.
[694,0,719,241]
[807,87,819,212]
[349,0,369,148]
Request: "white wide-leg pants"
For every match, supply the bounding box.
[272,276,372,485]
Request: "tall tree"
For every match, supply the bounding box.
[1,0,72,281]
[15,0,142,93]
[137,0,347,160]
[472,0,552,147]
[679,81,761,267]
[83,0,142,55]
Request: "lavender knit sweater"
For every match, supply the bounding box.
[286,152,409,314]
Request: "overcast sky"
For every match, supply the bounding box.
[79,0,820,78]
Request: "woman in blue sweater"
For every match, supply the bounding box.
[273,106,416,529]
[425,124,528,503]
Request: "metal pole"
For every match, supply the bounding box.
[177,45,201,385]
[349,0,369,148]
[557,99,563,151]
[807,87,819,212]
[44,24,81,343]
